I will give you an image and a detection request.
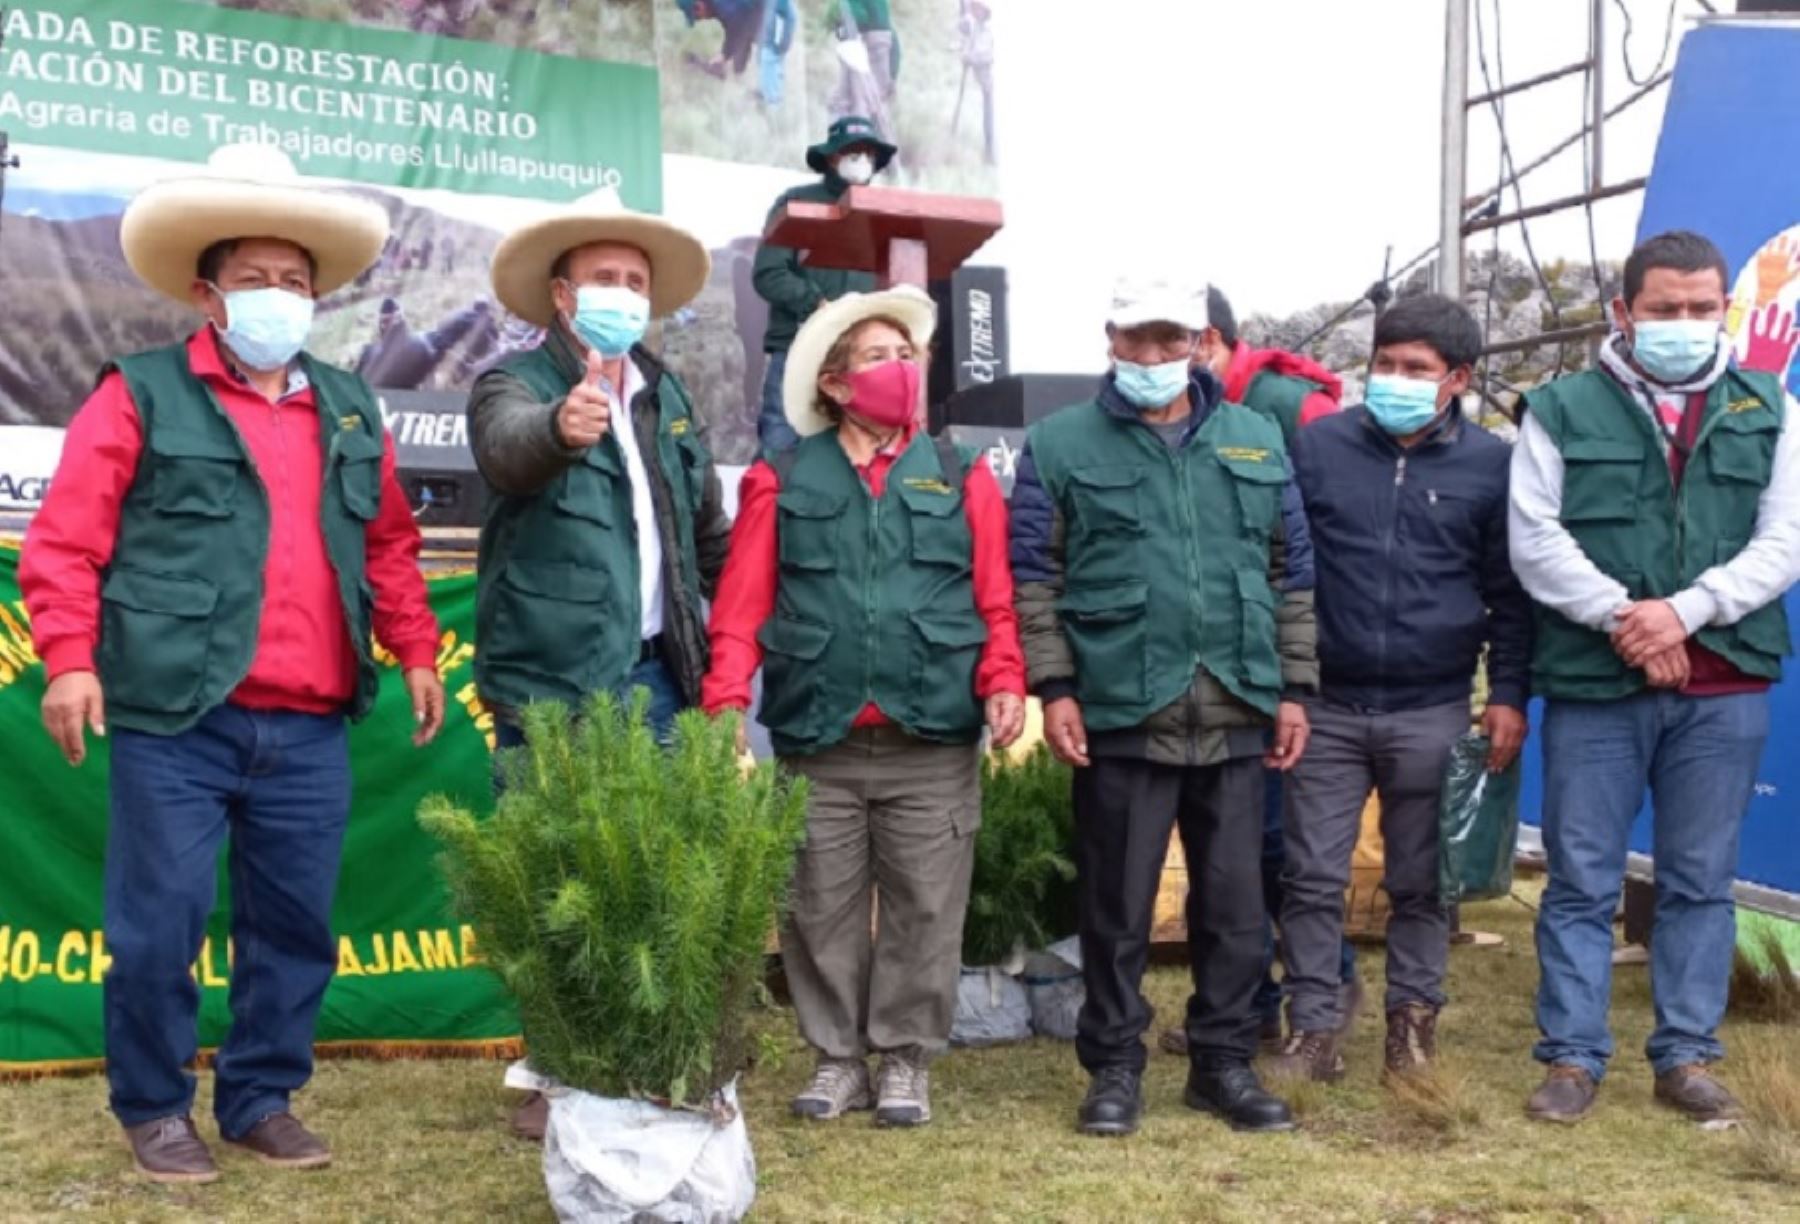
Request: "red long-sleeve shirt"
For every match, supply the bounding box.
[702,433,1027,722]
[21,328,440,714]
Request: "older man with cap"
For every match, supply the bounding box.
[1009,278,1317,1138]
[751,116,896,453]
[470,189,733,1136]
[20,144,445,1184]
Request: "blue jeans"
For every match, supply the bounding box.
[1258,768,1356,1022]
[105,705,351,1138]
[1534,691,1768,1080]
[757,348,800,454]
[493,657,684,760]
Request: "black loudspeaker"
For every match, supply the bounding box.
[380,389,486,529]
[926,265,1012,421]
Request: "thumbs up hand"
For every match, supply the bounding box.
[557,349,613,448]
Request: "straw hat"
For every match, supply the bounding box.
[783,285,936,438]
[120,143,389,304]
[490,188,711,327]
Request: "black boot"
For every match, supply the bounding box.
[1184,1062,1296,1133]
[1077,1066,1143,1137]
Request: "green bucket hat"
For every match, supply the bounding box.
[806,116,898,175]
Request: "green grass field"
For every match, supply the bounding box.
[3,884,1797,1221]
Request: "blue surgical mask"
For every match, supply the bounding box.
[1630,318,1720,384]
[568,284,650,357]
[1365,374,1445,436]
[210,285,314,371]
[1113,358,1191,411]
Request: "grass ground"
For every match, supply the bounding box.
[3,887,1796,1222]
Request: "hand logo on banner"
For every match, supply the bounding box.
[1730,223,1800,399]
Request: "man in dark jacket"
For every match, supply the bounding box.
[1012,278,1316,1138]
[1271,294,1531,1084]
[752,117,894,452]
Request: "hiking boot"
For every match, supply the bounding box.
[1525,1065,1598,1124]
[1265,1030,1345,1083]
[1654,1064,1744,1123]
[1337,973,1367,1033]
[1158,1026,1188,1056]
[226,1112,331,1170]
[511,1091,549,1142]
[1077,1066,1143,1137]
[1383,1004,1439,1079]
[874,1048,932,1128]
[791,1056,873,1121]
[124,1116,219,1185]
[1185,1063,1297,1133]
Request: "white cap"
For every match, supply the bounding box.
[1106,276,1209,333]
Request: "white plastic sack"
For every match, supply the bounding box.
[949,964,1032,1047]
[1022,936,1084,1041]
[505,1061,755,1224]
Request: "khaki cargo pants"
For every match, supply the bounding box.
[780,726,980,1058]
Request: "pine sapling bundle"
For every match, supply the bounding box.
[420,692,807,1108]
[961,744,1077,968]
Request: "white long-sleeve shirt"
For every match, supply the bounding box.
[1508,393,1800,635]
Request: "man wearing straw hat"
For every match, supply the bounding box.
[20,143,445,1184]
[471,189,733,1137]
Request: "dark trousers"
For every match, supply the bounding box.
[105,705,350,1139]
[1255,768,1357,1019]
[1074,755,1265,1072]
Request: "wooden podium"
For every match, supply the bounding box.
[763,185,1004,288]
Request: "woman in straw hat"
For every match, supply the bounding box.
[19,143,445,1184]
[471,188,732,1141]
[703,285,1027,1128]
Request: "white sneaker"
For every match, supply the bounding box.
[875,1048,932,1128]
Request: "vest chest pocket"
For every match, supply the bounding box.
[674,429,710,515]
[149,430,241,519]
[757,614,834,741]
[555,456,617,526]
[1706,411,1779,486]
[776,488,844,572]
[1560,437,1644,523]
[97,567,220,713]
[898,485,971,569]
[1219,456,1285,534]
[1067,467,1145,538]
[334,433,384,522]
[1058,579,1149,708]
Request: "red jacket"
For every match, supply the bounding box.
[702,431,1026,723]
[21,329,440,715]
[1223,343,1343,428]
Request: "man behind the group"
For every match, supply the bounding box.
[752,117,894,452]
[21,144,445,1184]
[1195,285,1344,443]
[1272,294,1531,1083]
[1011,278,1316,1138]
[1511,230,1800,1125]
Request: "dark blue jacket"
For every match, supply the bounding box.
[1290,405,1531,712]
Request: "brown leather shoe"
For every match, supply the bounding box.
[1383,1004,1439,1078]
[1158,1026,1189,1056]
[227,1112,331,1170]
[124,1116,220,1184]
[1525,1065,1598,1123]
[512,1091,550,1141]
[1162,1016,1282,1057]
[1265,1030,1346,1082]
[1654,1064,1744,1123]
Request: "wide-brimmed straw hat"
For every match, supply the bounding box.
[490,188,710,327]
[120,142,389,303]
[783,285,936,438]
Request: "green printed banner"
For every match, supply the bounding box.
[0,546,520,1074]
[0,0,663,209]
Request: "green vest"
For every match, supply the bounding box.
[1527,367,1791,700]
[1240,370,1320,445]
[474,344,711,710]
[99,342,383,735]
[1027,399,1289,729]
[758,431,985,756]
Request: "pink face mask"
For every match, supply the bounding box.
[843,359,921,430]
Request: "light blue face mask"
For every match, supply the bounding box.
[211,285,314,371]
[1113,358,1191,411]
[1630,318,1721,384]
[1364,373,1445,436]
[568,284,650,357]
